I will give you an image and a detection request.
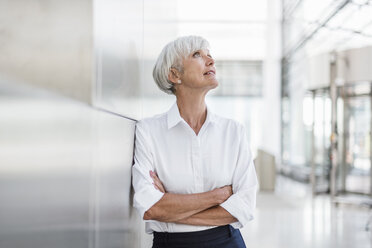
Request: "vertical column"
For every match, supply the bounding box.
[330,52,338,200]
[341,91,348,193]
[311,90,316,195]
[370,83,372,197]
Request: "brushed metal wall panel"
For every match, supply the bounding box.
[0,0,93,103]
[0,81,139,248]
[94,0,178,120]
[94,0,144,120]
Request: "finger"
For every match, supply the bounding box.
[153,177,165,193]
[150,170,160,180]
[151,172,160,183]
[150,173,161,184]
[158,183,165,192]
[152,172,160,180]
[152,183,159,190]
[158,186,165,193]
[149,170,155,178]
[153,180,165,193]
[152,174,163,186]
[153,178,162,188]
[149,171,166,193]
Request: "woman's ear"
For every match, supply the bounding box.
[168,68,181,85]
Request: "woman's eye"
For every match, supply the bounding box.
[192,51,200,57]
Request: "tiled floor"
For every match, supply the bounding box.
[240,175,372,248]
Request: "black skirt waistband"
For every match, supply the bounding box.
[153,225,233,242]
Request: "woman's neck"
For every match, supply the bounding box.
[176,93,207,135]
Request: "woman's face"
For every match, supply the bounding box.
[178,49,218,91]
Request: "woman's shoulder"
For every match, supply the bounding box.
[136,112,167,131]
[213,114,245,131]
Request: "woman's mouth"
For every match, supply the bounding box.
[203,70,216,76]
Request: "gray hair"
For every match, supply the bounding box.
[152,36,210,95]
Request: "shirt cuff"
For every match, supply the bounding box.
[134,187,165,220]
[220,193,254,228]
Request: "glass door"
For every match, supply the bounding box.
[308,88,332,194]
[336,83,372,198]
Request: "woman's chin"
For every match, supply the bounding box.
[210,81,219,89]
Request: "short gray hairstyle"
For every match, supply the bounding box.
[153,36,210,95]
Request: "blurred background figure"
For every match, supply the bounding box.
[0,0,372,247]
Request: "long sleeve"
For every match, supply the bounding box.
[132,120,164,220]
[220,124,258,228]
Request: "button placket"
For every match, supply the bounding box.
[191,136,197,191]
[194,136,203,191]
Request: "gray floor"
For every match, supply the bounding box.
[240,175,372,248]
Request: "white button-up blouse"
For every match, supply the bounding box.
[132,102,258,234]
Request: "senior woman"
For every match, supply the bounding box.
[132,36,258,248]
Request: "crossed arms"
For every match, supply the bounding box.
[143,171,238,226]
[132,121,257,228]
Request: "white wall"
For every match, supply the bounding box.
[260,0,282,162]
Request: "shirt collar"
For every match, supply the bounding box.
[167,102,216,130]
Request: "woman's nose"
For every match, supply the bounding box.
[205,56,214,66]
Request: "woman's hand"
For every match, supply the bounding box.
[213,185,233,204]
[150,170,166,193]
